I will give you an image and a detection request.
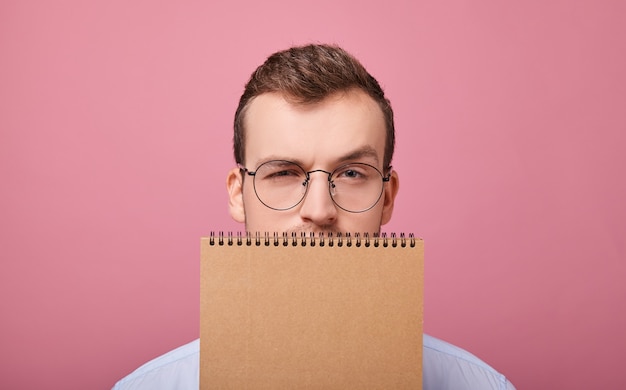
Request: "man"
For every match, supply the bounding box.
[113,44,515,389]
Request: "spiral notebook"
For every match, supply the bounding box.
[200,232,424,389]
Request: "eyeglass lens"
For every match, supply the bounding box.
[251,160,385,213]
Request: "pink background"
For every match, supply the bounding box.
[1,1,625,389]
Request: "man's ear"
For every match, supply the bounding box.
[381,170,399,225]
[227,167,246,223]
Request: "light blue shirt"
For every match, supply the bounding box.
[112,334,515,389]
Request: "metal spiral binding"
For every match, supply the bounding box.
[208,231,416,247]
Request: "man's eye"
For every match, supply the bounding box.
[343,170,360,178]
[272,170,297,177]
[264,169,302,180]
[337,168,366,180]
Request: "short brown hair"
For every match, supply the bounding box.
[233,44,395,170]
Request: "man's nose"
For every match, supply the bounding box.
[298,172,338,226]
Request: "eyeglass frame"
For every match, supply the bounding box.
[238,159,392,213]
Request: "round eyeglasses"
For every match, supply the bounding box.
[239,160,391,213]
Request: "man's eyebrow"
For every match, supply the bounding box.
[254,156,307,166]
[251,146,380,169]
[337,146,380,165]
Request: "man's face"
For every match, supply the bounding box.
[227,89,399,235]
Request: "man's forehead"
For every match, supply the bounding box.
[242,89,386,167]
